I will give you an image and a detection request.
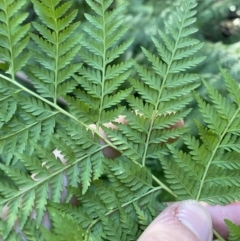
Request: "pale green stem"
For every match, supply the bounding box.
[213,229,226,241]
[52,4,59,104]
[96,3,107,131]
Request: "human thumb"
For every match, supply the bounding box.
[137,200,213,241]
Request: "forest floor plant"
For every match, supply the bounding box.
[0,0,240,240]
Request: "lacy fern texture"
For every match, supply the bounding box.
[0,0,239,240]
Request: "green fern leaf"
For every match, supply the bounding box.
[0,221,23,241]
[52,120,106,194]
[103,127,144,160]
[54,158,159,241]
[63,95,96,124]
[76,0,133,126]
[102,89,132,109]
[0,138,102,237]
[0,92,58,164]
[0,0,228,240]
[220,67,240,105]
[0,0,30,76]
[127,96,154,118]
[100,107,125,123]
[225,220,240,241]
[30,0,81,103]
[133,198,159,230]
[105,159,153,201]
[123,0,205,167]
[161,69,240,204]
[40,207,84,241]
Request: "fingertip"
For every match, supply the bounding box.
[138,200,213,241]
[176,201,213,241]
[169,119,184,129]
[203,202,240,239]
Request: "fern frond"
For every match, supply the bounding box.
[75,0,133,126]
[133,197,160,231]
[29,0,82,103]
[161,69,240,204]
[106,159,153,199]
[0,0,230,240]
[103,127,144,161]
[22,220,45,241]
[52,120,106,194]
[0,134,104,238]
[220,67,240,105]
[40,207,84,241]
[51,158,160,241]
[0,95,17,127]
[63,95,96,124]
[0,0,86,165]
[99,209,138,241]
[0,0,30,77]
[121,0,205,166]
[225,220,240,241]
[0,93,58,164]
[0,221,23,241]
[0,0,32,164]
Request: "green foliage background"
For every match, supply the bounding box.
[0,0,240,240]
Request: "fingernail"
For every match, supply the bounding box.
[176,200,213,241]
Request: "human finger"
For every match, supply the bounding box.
[202,202,240,239]
[137,200,213,241]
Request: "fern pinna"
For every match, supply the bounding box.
[161,67,240,204]
[0,0,239,240]
[104,0,205,167]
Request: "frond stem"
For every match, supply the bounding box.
[52,3,60,104]
[96,2,107,131]
[152,175,177,198]
[213,229,226,241]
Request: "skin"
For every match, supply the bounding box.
[203,202,240,239]
[138,200,213,241]
[137,201,240,241]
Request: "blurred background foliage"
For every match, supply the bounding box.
[9,0,240,201]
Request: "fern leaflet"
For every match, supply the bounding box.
[161,68,240,204]
[105,0,205,167]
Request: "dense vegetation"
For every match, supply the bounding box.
[0,0,240,240]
